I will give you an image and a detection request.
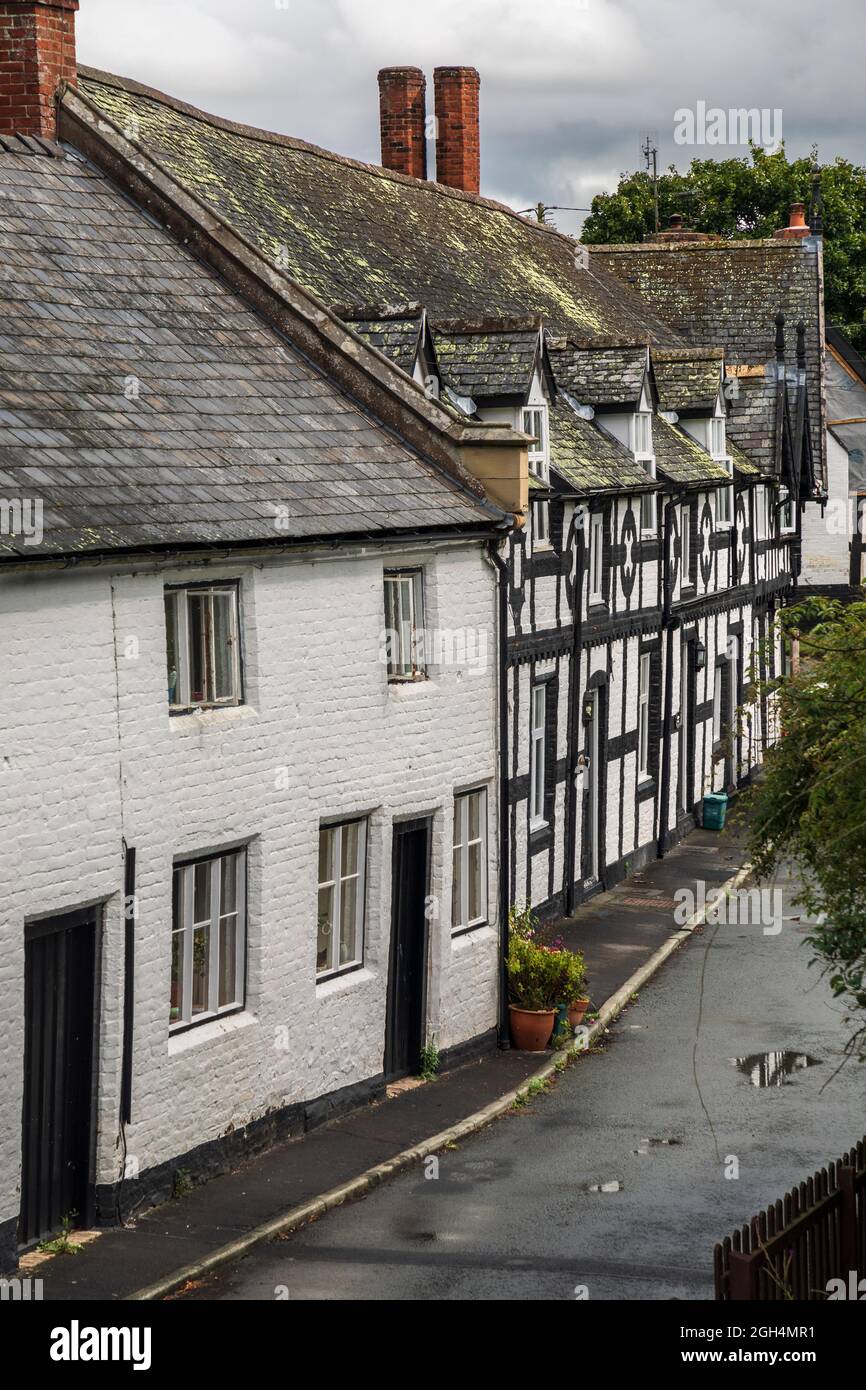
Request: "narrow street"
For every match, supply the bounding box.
[183,862,863,1301]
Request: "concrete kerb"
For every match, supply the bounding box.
[129,858,753,1301]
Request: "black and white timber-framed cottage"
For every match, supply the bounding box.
[73,63,827,920]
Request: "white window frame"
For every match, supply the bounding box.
[165,583,242,712]
[716,467,734,528]
[779,486,796,534]
[170,848,246,1032]
[631,411,657,535]
[713,669,723,743]
[754,485,767,539]
[589,512,605,603]
[452,788,488,932]
[529,683,547,828]
[638,652,651,780]
[316,818,367,978]
[384,569,425,681]
[679,502,691,588]
[523,406,551,550]
[708,415,734,528]
[523,405,550,483]
[709,416,726,459]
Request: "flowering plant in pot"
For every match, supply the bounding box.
[506,932,571,1050]
[556,949,590,1029]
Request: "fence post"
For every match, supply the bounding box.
[839,1166,857,1281]
[727,1249,759,1300]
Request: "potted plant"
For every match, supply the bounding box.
[558,949,590,1029]
[506,932,565,1050]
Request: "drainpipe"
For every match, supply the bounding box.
[657,499,677,856]
[564,506,587,914]
[486,539,512,1048]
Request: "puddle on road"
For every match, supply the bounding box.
[633,1137,681,1154]
[731,1051,820,1088]
[579,1179,624,1193]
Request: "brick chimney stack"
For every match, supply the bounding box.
[0,0,78,140]
[774,202,811,241]
[378,66,427,181]
[433,66,480,195]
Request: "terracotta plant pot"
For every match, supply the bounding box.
[509,1003,556,1051]
[567,997,591,1029]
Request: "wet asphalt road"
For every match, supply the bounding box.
[183,864,865,1301]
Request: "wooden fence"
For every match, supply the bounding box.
[714,1136,866,1300]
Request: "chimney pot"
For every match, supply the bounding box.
[433,65,480,195]
[774,200,811,240]
[378,66,427,181]
[0,0,78,140]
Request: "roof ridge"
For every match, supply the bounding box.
[76,64,582,253]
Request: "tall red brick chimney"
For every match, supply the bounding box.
[0,0,77,140]
[433,66,480,195]
[378,66,427,181]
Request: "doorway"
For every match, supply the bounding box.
[19,907,97,1248]
[384,819,431,1079]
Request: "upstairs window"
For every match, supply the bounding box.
[452,789,488,932]
[679,503,691,587]
[171,849,246,1030]
[589,512,605,603]
[717,467,734,527]
[529,684,547,828]
[523,406,549,483]
[709,416,733,527]
[531,496,550,548]
[754,486,767,539]
[709,417,726,458]
[638,653,651,779]
[384,570,425,680]
[165,583,242,711]
[631,412,656,534]
[317,819,367,977]
[779,487,796,533]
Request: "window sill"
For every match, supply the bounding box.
[316,964,373,996]
[387,673,427,686]
[170,703,255,726]
[636,776,657,802]
[452,923,497,948]
[168,1007,254,1054]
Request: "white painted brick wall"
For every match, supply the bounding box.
[0,539,500,1228]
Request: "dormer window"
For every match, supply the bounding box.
[709,413,733,526]
[631,411,656,534]
[709,417,726,458]
[523,405,551,549]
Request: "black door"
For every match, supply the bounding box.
[19,908,96,1248]
[384,819,430,1079]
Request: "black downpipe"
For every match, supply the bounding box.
[488,541,512,1049]
[564,510,586,914]
[657,501,677,857]
[120,845,136,1124]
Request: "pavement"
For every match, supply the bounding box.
[32,817,751,1301]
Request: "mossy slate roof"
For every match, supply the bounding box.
[548,345,648,408]
[0,149,498,559]
[652,417,732,487]
[651,349,723,414]
[550,401,656,494]
[343,313,423,375]
[432,330,539,400]
[77,69,680,346]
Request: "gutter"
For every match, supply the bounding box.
[657,498,678,856]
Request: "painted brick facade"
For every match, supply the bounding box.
[0,539,500,1254]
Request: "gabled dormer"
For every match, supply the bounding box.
[653,348,734,527]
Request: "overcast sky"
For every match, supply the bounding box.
[78,0,865,237]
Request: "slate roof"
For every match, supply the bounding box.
[0,149,501,560]
[547,344,648,408]
[76,69,681,345]
[651,348,723,414]
[342,310,424,375]
[551,399,657,494]
[589,239,824,477]
[433,328,540,400]
[651,417,732,488]
[729,438,761,478]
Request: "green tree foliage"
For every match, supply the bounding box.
[744,595,866,1036]
[582,147,866,353]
